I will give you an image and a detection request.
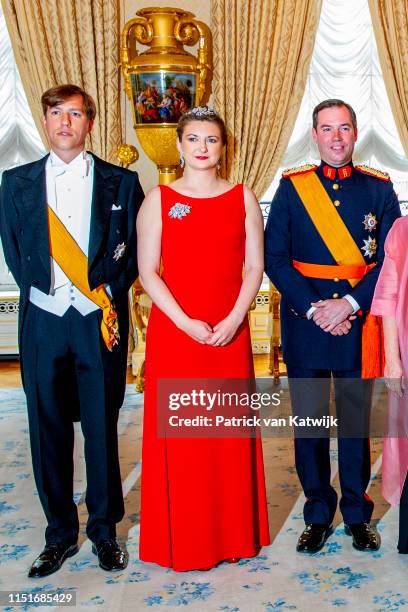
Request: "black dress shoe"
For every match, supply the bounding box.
[296,524,333,553]
[28,542,78,578]
[345,522,381,551]
[92,539,128,571]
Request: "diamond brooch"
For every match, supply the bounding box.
[168,202,192,219]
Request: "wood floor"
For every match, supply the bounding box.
[0,359,22,387]
[0,353,276,387]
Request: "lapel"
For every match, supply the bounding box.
[15,155,50,274]
[88,154,121,270]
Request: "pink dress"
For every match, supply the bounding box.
[371,216,408,506]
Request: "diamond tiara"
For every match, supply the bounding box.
[185,106,218,118]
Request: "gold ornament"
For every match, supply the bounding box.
[282,164,317,178]
[115,144,139,168]
[355,165,390,181]
[120,7,213,184]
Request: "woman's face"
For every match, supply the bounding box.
[178,120,223,171]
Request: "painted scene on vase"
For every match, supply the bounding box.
[131,72,196,124]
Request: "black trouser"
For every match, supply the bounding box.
[287,366,374,526]
[21,303,127,545]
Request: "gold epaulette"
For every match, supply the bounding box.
[282,164,318,178]
[355,164,390,181]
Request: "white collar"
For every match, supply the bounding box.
[48,150,93,178]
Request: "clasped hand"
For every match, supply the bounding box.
[180,312,242,346]
[311,298,355,335]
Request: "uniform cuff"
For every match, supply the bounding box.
[306,306,317,319]
[343,294,359,314]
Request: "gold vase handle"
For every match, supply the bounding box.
[120,17,154,100]
[174,18,199,45]
[195,21,213,105]
[174,19,212,104]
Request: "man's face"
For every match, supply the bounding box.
[43,94,93,163]
[312,105,358,167]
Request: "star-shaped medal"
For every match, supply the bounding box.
[363,212,377,232]
[113,242,126,261]
[361,236,377,258]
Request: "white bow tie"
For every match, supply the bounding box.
[49,153,91,178]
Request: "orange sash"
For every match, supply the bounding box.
[292,261,375,280]
[290,172,383,378]
[47,206,119,351]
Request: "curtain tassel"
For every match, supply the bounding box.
[361,313,385,379]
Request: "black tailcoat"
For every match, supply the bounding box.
[0,153,144,544]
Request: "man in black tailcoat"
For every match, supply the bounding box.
[0,84,144,576]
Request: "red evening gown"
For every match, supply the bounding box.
[139,184,270,571]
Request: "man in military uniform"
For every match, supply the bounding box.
[265,99,400,553]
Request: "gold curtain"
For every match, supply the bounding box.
[368,0,408,156]
[1,0,121,162]
[211,0,322,198]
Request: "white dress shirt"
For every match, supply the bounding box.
[29,150,99,316]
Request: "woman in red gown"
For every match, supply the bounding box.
[137,107,270,571]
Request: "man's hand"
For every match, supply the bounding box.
[311,298,353,332]
[330,314,357,336]
[330,319,351,336]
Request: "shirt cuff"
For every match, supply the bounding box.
[105,284,112,298]
[306,306,317,319]
[343,294,359,314]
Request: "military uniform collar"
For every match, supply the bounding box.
[319,161,354,180]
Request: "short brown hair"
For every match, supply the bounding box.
[313,99,357,130]
[41,84,96,121]
[176,107,227,144]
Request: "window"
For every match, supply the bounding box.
[262,0,408,213]
[0,5,45,287]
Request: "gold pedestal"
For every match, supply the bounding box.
[135,126,180,183]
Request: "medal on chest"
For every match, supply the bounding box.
[362,212,377,232]
[361,236,377,258]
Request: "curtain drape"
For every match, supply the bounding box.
[1,0,121,162]
[0,4,44,175]
[211,0,322,198]
[368,0,408,158]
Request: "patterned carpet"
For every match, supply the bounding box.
[1,383,407,611]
